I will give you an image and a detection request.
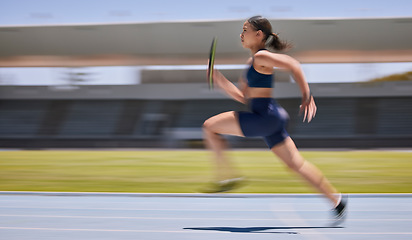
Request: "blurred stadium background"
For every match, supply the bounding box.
[1,15,412,150]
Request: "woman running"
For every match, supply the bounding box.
[202,16,347,224]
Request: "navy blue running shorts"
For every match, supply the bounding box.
[237,98,289,149]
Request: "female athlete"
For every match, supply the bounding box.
[203,16,347,224]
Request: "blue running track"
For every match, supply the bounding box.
[0,192,411,240]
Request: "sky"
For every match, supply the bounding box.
[0,0,411,85]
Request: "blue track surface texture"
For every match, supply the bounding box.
[0,193,411,240]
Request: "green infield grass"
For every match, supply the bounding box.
[0,150,411,193]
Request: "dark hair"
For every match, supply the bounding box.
[247,15,292,52]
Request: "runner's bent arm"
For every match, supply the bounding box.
[213,70,247,104]
[254,51,317,122]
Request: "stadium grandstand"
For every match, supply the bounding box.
[1,18,412,148]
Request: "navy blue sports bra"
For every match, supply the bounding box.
[246,64,273,88]
[246,49,273,88]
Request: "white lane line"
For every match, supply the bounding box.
[0,227,189,233]
[0,214,274,221]
[310,232,412,235]
[1,214,411,221]
[0,206,321,211]
[0,227,411,235]
[1,206,411,212]
[1,191,412,198]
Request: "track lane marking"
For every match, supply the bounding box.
[2,214,411,221]
[1,227,411,235]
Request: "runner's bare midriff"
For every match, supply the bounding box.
[246,87,272,99]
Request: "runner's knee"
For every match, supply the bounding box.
[203,118,215,133]
[203,119,210,130]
